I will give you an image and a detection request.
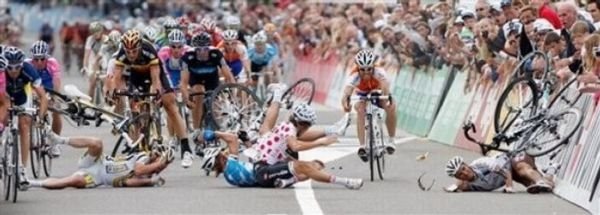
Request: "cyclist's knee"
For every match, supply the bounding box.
[354,102,366,114]
[89,138,103,154]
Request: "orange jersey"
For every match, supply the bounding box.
[345,66,389,92]
[217,41,246,62]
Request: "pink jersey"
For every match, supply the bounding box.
[0,72,5,94]
[158,45,193,62]
[24,57,62,80]
[256,122,297,165]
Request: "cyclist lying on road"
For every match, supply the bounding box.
[21,132,173,190]
[198,83,361,189]
[444,152,555,194]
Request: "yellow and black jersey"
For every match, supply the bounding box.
[114,40,160,73]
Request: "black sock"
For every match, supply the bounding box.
[180,138,191,154]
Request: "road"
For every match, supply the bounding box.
[0,37,589,214]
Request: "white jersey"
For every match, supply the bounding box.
[100,153,149,186]
[256,122,297,165]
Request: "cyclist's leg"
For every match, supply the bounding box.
[380,99,397,140]
[122,176,161,187]
[18,114,32,169]
[51,100,63,134]
[216,131,240,155]
[87,70,97,97]
[190,84,205,129]
[291,160,361,189]
[258,93,281,135]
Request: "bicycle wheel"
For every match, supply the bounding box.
[508,51,551,81]
[210,83,263,131]
[375,122,385,180]
[282,78,316,109]
[367,115,375,182]
[3,134,10,201]
[494,77,539,133]
[548,76,582,109]
[41,128,52,177]
[10,131,18,203]
[29,123,42,179]
[525,108,583,157]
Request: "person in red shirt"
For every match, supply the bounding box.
[531,0,563,29]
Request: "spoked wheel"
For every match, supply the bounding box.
[111,119,141,157]
[548,76,582,110]
[210,83,263,132]
[507,51,551,81]
[367,115,375,182]
[282,78,316,109]
[2,135,10,201]
[494,77,539,134]
[9,132,19,203]
[525,108,584,157]
[375,124,385,181]
[29,123,42,179]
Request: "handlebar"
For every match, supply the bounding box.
[113,90,160,98]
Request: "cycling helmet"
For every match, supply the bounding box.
[30,40,49,57]
[200,147,222,171]
[143,26,159,42]
[354,49,377,68]
[188,23,202,35]
[200,17,216,32]
[0,56,7,70]
[222,29,238,41]
[89,21,104,34]
[253,32,268,43]
[121,29,142,49]
[0,45,5,56]
[177,16,190,29]
[445,156,464,177]
[224,16,241,29]
[168,29,186,44]
[107,30,122,45]
[292,103,317,125]
[3,47,25,65]
[163,18,179,30]
[191,32,212,47]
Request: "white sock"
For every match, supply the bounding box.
[330,176,350,186]
[29,180,44,187]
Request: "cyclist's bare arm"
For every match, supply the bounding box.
[150,64,162,91]
[0,93,9,124]
[33,85,48,117]
[133,158,167,177]
[287,136,337,152]
[109,65,125,93]
[218,58,234,83]
[180,68,191,104]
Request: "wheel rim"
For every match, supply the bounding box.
[526,108,582,156]
[496,79,537,133]
[282,78,316,109]
[211,84,262,132]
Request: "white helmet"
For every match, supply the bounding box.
[0,56,7,70]
[445,156,464,176]
[107,30,122,45]
[30,40,49,57]
[253,31,268,43]
[201,147,222,171]
[355,49,377,68]
[292,103,317,125]
[168,29,186,44]
[224,16,241,29]
[200,17,216,31]
[222,29,238,41]
[144,26,159,42]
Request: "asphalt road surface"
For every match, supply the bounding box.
[0,38,589,214]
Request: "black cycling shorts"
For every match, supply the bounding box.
[250,62,268,81]
[128,70,173,93]
[189,72,220,92]
[254,161,295,188]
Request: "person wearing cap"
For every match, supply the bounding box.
[531,0,563,29]
[500,0,519,21]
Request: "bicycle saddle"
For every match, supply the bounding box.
[64,85,93,101]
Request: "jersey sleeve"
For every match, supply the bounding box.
[46,58,62,80]
[238,44,248,60]
[158,47,171,62]
[22,63,42,87]
[345,72,360,88]
[113,49,126,67]
[84,36,94,50]
[373,68,390,86]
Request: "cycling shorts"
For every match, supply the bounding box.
[128,70,174,93]
[254,161,295,188]
[189,71,220,91]
[355,91,393,109]
[74,152,103,188]
[250,62,268,81]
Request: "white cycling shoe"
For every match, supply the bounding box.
[181,151,193,168]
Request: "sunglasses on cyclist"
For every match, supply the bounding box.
[195,46,210,52]
[32,56,47,62]
[125,47,140,54]
[6,64,22,71]
[170,44,184,49]
[358,67,374,72]
[225,40,236,45]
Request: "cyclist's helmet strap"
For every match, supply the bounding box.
[0,56,7,70]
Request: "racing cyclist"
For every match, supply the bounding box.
[1,47,49,188]
[158,29,192,148]
[82,22,105,77]
[180,32,234,153]
[341,49,397,162]
[108,30,194,168]
[25,41,63,157]
[199,84,360,189]
[223,16,247,46]
[143,26,161,50]
[97,30,122,100]
[21,132,172,189]
[248,32,278,88]
[217,29,251,83]
[155,18,180,48]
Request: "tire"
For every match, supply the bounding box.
[548,76,582,109]
[376,124,385,181]
[282,78,316,109]
[3,135,10,201]
[29,123,41,179]
[494,77,539,134]
[368,115,375,182]
[508,51,550,81]
[525,108,584,157]
[210,83,263,131]
[10,132,18,203]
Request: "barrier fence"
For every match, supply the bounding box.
[286,51,600,214]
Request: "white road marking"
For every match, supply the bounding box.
[294,136,417,215]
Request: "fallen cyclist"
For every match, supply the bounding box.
[197,83,361,189]
[444,152,555,194]
[21,132,174,190]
